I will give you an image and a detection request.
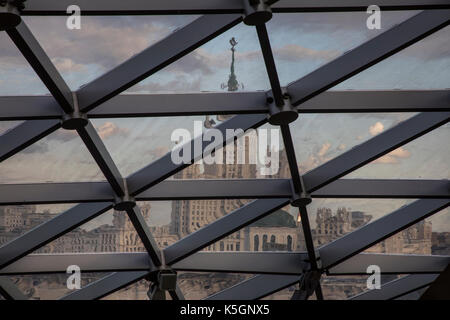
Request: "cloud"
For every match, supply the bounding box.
[369,121,384,136]
[299,142,334,172]
[96,122,129,139]
[131,74,203,93]
[51,58,85,72]
[274,44,339,61]
[372,147,411,164]
[338,144,346,151]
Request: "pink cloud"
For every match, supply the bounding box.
[372,147,411,164]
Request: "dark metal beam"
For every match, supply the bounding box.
[0,278,28,300]
[2,90,447,121]
[60,271,149,300]
[310,179,450,199]
[256,23,284,107]
[0,182,114,205]
[303,112,450,193]
[328,253,450,275]
[125,205,163,267]
[6,22,73,113]
[319,199,449,270]
[89,92,267,118]
[205,274,300,300]
[0,120,61,162]
[350,274,439,300]
[0,202,113,270]
[1,179,446,205]
[0,251,305,276]
[127,114,267,196]
[76,121,125,196]
[76,15,242,112]
[0,96,62,121]
[0,253,151,275]
[172,252,308,275]
[287,10,450,107]
[22,0,450,15]
[164,198,290,265]
[137,179,292,200]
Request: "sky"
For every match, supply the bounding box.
[0,11,449,232]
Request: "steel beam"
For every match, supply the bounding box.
[76,121,125,196]
[310,179,450,199]
[0,278,28,300]
[89,92,268,118]
[172,252,307,275]
[22,1,450,15]
[6,22,73,113]
[0,202,113,270]
[76,15,242,112]
[2,90,447,121]
[137,179,292,201]
[0,253,151,275]
[127,114,267,196]
[350,274,439,300]
[205,274,300,300]
[60,271,149,300]
[1,179,446,205]
[0,182,114,205]
[0,120,61,162]
[328,253,450,275]
[125,205,163,267]
[0,251,306,275]
[287,10,450,107]
[319,199,449,270]
[303,112,450,193]
[0,96,62,121]
[164,198,290,265]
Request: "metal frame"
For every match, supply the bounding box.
[0,1,449,300]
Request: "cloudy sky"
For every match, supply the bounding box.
[0,11,449,232]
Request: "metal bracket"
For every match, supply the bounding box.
[61,92,88,130]
[289,177,312,207]
[146,269,178,300]
[242,0,272,26]
[0,0,25,30]
[267,88,298,125]
[113,178,136,211]
[291,269,322,300]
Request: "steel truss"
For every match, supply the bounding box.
[0,1,449,300]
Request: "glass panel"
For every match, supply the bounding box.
[94,118,288,179]
[261,285,297,300]
[9,273,107,300]
[364,207,449,255]
[268,11,418,86]
[293,113,417,174]
[336,26,450,90]
[101,279,149,300]
[178,272,253,300]
[346,124,450,179]
[0,204,74,246]
[0,128,106,184]
[321,274,401,300]
[23,16,198,90]
[308,199,416,247]
[0,33,49,95]
[126,22,269,93]
[38,208,149,254]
